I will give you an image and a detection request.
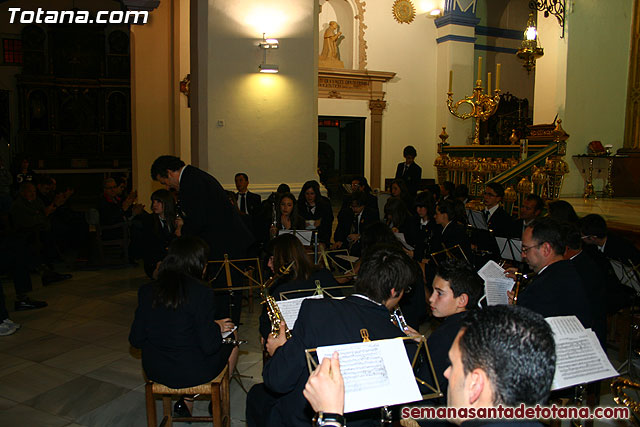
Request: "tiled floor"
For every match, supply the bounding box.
[565,197,640,228]
[0,261,636,426]
[0,265,265,426]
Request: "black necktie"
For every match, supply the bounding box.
[403,164,408,177]
[240,193,246,214]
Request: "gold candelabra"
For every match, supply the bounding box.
[447,80,501,145]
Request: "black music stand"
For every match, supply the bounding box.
[279,229,319,263]
[495,237,522,262]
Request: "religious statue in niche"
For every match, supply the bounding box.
[319,21,344,68]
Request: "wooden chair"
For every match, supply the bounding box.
[144,365,230,427]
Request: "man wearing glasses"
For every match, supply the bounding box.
[509,217,593,329]
[481,182,512,237]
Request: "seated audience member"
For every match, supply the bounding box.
[510,218,593,328]
[141,189,181,279]
[259,234,339,340]
[511,193,544,238]
[332,190,379,256]
[235,172,262,217]
[409,191,441,263]
[453,184,469,204]
[426,258,483,405]
[440,181,455,200]
[246,244,419,427]
[395,145,422,196]
[384,196,412,236]
[359,222,427,330]
[390,179,414,209]
[580,213,640,267]
[434,199,472,261]
[11,156,36,197]
[270,192,305,239]
[481,182,512,237]
[129,236,238,417]
[443,305,556,426]
[297,180,334,246]
[547,199,579,224]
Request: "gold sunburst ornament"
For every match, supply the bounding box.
[392,0,416,24]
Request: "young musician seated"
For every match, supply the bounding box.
[297,180,334,247]
[332,190,379,256]
[422,259,483,406]
[408,191,441,263]
[246,243,419,427]
[259,233,339,341]
[129,236,238,417]
[270,192,305,239]
[433,199,471,261]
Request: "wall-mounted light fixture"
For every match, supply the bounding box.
[258,33,279,73]
[516,12,544,74]
[530,0,565,38]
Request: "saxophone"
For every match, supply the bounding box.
[261,260,295,339]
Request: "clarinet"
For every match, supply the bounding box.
[222,337,247,346]
[391,307,409,332]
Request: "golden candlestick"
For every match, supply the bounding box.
[447,80,501,145]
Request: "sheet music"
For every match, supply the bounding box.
[495,237,522,262]
[484,278,515,306]
[316,339,422,413]
[222,326,237,339]
[336,254,359,263]
[276,295,323,330]
[545,316,619,390]
[394,233,414,251]
[478,260,510,281]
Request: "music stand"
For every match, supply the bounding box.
[320,247,357,280]
[495,237,522,262]
[304,336,442,401]
[430,244,469,266]
[279,280,354,300]
[610,259,640,293]
[279,229,319,263]
[467,209,488,230]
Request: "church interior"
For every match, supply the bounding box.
[0,0,640,425]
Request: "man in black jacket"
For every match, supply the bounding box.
[513,218,593,329]
[246,244,418,427]
[332,191,379,256]
[395,145,422,196]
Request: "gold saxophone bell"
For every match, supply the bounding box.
[261,260,295,340]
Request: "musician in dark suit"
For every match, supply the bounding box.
[235,173,262,216]
[434,199,472,261]
[298,180,334,246]
[332,191,379,256]
[580,213,640,267]
[482,182,513,238]
[394,145,422,196]
[509,193,543,239]
[510,218,593,329]
[246,244,419,427]
[141,189,179,278]
[151,156,255,322]
[408,191,441,263]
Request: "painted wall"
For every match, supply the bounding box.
[534,0,633,196]
[204,1,317,197]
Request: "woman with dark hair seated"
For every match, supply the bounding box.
[297,180,334,247]
[434,199,472,260]
[129,236,238,417]
[383,196,412,236]
[408,191,441,263]
[390,179,414,208]
[141,189,181,278]
[268,192,305,240]
[259,233,339,340]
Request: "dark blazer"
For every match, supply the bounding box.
[603,233,640,267]
[298,197,334,245]
[236,191,261,216]
[440,221,472,261]
[570,251,606,346]
[487,206,513,238]
[395,162,422,195]
[179,165,254,259]
[262,295,410,427]
[333,206,379,256]
[259,268,339,340]
[426,311,466,405]
[141,214,175,278]
[128,276,230,389]
[339,193,379,222]
[518,260,593,328]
